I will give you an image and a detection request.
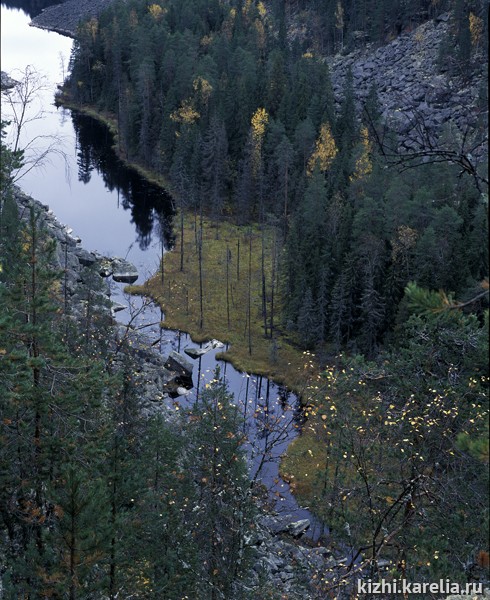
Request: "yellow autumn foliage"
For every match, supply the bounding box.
[193,76,213,104]
[251,107,269,174]
[200,34,214,49]
[148,4,167,21]
[350,126,372,182]
[257,1,267,19]
[170,100,200,125]
[469,12,483,47]
[391,225,418,262]
[251,107,269,141]
[243,0,253,16]
[307,122,338,175]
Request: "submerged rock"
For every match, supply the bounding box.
[184,339,225,359]
[111,301,126,314]
[176,386,192,397]
[111,258,138,283]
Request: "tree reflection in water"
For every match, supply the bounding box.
[72,111,174,251]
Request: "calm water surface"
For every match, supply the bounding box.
[1,2,327,539]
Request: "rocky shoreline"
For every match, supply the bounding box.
[13,186,348,598]
[13,187,189,419]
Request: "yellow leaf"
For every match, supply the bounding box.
[170,99,200,125]
[307,122,338,175]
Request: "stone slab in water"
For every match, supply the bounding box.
[184,339,224,359]
[164,351,194,380]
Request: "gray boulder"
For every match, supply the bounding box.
[164,351,194,380]
[75,247,96,266]
[287,519,310,538]
[1,71,17,90]
[184,339,224,359]
[184,346,208,359]
[111,258,138,283]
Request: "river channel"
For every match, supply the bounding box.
[1,1,327,540]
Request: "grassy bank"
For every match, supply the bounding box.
[129,213,317,393]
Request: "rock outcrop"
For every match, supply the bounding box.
[247,512,342,599]
[111,257,139,283]
[12,188,175,418]
[1,71,18,91]
[30,0,114,37]
[327,16,487,155]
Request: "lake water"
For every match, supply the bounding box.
[1,1,327,540]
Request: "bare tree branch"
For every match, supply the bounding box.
[363,103,488,194]
[1,65,71,184]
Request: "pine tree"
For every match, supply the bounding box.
[273,134,295,233]
[0,207,109,597]
[285,166,328,326]
[294,117,316,176]
[186,371,253,599]
[329,254,358,349]
[130,415,199,598]
[47,466,110,599]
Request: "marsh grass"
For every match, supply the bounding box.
[129,213,315,392]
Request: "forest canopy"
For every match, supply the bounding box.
[67,0,488,355]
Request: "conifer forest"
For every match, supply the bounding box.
[1,0,489,598]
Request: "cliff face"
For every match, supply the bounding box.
[328,14,487,154]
